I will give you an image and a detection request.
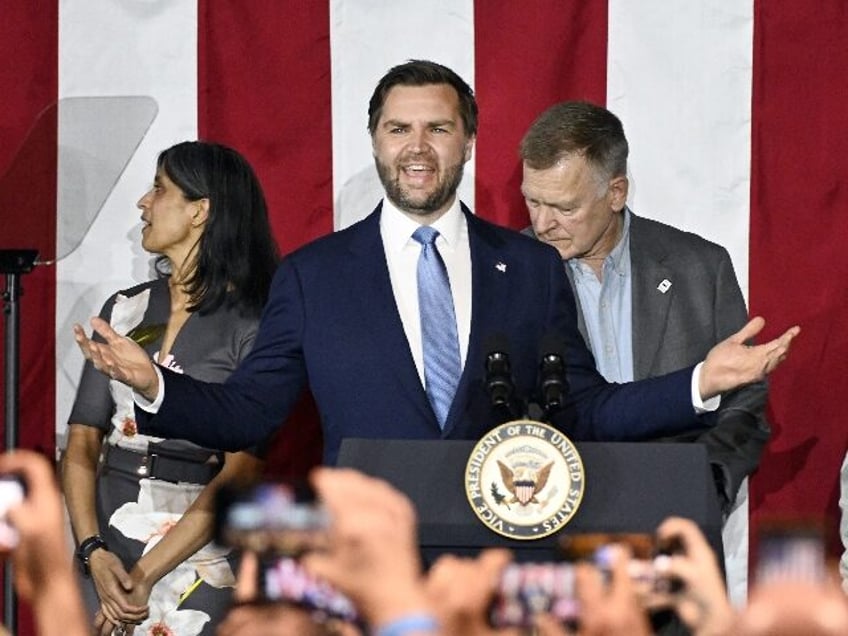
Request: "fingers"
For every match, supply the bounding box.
[92,561,148,622]
[73,319,121,375]
[73,324,111,373]
[98,602,121,629]
[111,564,136,595]
[100,596,148,624]
[90,316,123,344]
[731,317,800,352]
[534,613,572,636]
[759,324,801,374]
[233,551,260,602]
[656,517,708,556]
[425,548,512,627]
[730,316,765,344]
[771,325,801,355]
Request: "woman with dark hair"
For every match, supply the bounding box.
[61,141,278,636]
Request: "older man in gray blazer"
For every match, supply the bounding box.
[520,101,769,605]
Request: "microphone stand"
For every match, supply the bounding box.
[1,248,38,635]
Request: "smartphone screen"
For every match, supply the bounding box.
[489,562,579,628]
[0,475,25,550]
[215,481,329,555]
[259,556,358,623]
[757,521,825,585]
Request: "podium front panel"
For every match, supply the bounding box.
[337,439,723,562]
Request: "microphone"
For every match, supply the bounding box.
[484,333,516,413]
[538,331,568,416]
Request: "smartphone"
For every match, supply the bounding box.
[756,520,825,585]
[489,562,580,629]
[214,480,329,555]
[0,475,26,550]
[490,533,682,628]
[258,555,358,623]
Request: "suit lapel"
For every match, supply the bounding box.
[443,207,512,434]
[629,215,674,379]
[345,206,436,425]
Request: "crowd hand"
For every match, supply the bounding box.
[700,316,800,399]
[647,517,734,636]
[73,317,159,399]
[536,545,652,636]
[0,451,72,602]
[730,579,848,635]
[89,551,149,628]
[301,467,431,630]
[218,551,358,636]
[425,548,520,636]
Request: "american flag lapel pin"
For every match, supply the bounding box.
[657,278,672,293]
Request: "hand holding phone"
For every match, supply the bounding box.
[652,517,736,635]
[215,481,329,556]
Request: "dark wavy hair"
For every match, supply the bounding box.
[155,141,279,317]
[367,59,478,137]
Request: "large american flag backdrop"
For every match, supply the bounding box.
[2,0,847,587]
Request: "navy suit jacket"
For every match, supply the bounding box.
[139,204,703,464]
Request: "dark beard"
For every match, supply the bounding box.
[376,158,465,216]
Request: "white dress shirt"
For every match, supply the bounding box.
[381,196,472,385]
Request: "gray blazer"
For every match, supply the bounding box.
[528,212,770,512]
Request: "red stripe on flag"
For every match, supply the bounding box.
[198,1,334,254]
[0,3,58,631]
[474,2,608,229]
[0,4,58,452]
[197,1,329,476]
[750,0,848,559]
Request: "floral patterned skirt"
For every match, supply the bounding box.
[79,455,237,636]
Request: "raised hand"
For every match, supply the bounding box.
[0,450,90,636]
[700,317,800,399]
[218,552,336,636]
[649,516,735,636]
[73,317,160,400]
[301,468,430,630]
[425,548,520,636]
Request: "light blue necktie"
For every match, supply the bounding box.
[412,226,461,429]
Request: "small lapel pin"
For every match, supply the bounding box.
[495,262,507,273]
[657,279,672,294]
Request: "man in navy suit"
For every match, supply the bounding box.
[74,61,799,465]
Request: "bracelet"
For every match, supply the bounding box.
[374,614,440,636]
[75,534,108,577]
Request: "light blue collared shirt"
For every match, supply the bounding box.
[568,210,634,383]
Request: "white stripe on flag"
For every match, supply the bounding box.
[607,1,754,298]
[330,0,475,230]
[607,1,755,605]
[55,2,199,443]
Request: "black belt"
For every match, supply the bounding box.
[103,444,222,484]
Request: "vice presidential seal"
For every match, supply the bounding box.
[464,420,585,540]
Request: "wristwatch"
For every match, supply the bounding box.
[75,534,108,576]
